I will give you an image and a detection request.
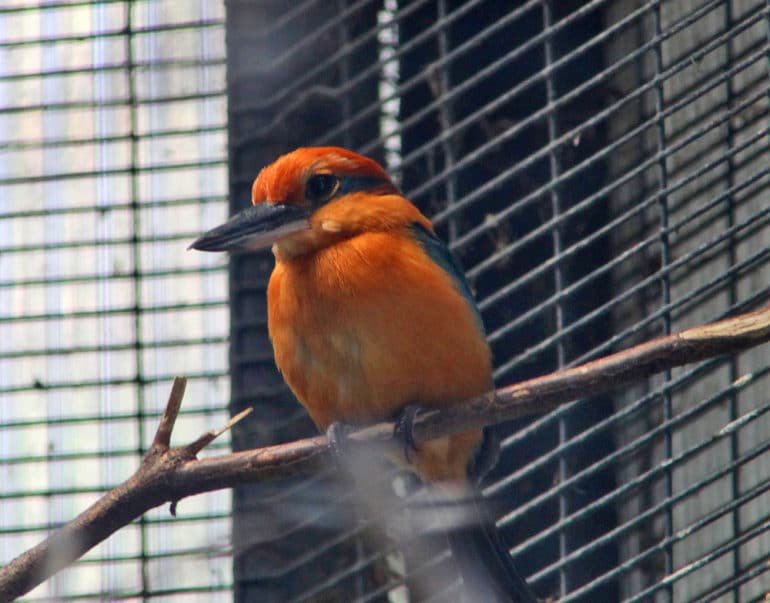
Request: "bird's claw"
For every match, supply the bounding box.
[393,404,423,464]
[326,421,355,463]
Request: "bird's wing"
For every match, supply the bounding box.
[408,222,485,332]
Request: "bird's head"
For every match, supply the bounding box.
[190,147,429,260]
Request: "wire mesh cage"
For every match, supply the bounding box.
[1,1,232,600]
[2,0,770,601]
[225,0,770,601]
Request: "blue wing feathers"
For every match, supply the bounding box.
[408,223,485,332]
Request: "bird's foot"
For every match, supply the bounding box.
[393,404,424,464]
[325,421,355,463]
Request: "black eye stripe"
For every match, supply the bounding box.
[337,176,388,196]
[305,174,391,205]
[306,174,339,203]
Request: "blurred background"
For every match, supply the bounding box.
[1,0,769,601]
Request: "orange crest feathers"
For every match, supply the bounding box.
[251,147,394,206]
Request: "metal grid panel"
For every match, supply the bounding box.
[0,1,231,600]
[226,0,770,601]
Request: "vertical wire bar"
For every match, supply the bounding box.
[336,0,354,150]
[125,1,149,598]
[724,3,741,601]
[93,1,117,592]
[651,5,674,600]
[41,4,66,595]
[335,3,364,597]
[542,0,569,596]
[435,0,459,241]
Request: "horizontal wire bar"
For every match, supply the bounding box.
[54,545,231,567]
[357,578,413,603]
[561,473,770,602]
[312,0,552,149]
[483,131,767,327]
[0,0,129,14]
[1,88,225,115]
[293,537,403,602]
[0,440,229,467]
[0,510,231,536]
[21,582,232,603]
[0,401,229,432]
[491,361,769,521]
[497,366,770,532]
[0,369,228,395]
[532,413,770,591]
[229,0,436,116]
[402,0,737,206]
[510,382,770,575]
[0,193,227,221]
[0,123,226,152]
[0,231,214,255]
[244,476,410,580]
[445,20,766,259]
[253,0,323,44]
[0,157,225,187]
[625,518,770,603]
[695,554,770,603]
[360,0,624,159]
[494,212,770,379]
[468,56,768,282]
[478,283,770,467]
[0,334,228,360]
[483,147,766,322]
[0,264,225,290]
[0,299,228,324]
[0,449,139,467]
[1,57,225,81]
[494,203,770,378]
[234,0,379,85]
[422,6,764,240]
[0,19,223,49]
[0,226,225,255]
[485,155,770,357]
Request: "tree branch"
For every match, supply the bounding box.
[2,304,770,600]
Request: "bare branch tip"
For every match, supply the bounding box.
[152,377,188,450]
[218,407,253,437]
[184,407,253,458]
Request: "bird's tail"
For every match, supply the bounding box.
[446,493,538,602]
[444,426,538,602]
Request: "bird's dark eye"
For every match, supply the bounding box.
[306,173,340,203]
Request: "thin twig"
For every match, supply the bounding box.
[152,376,187,450]
[184,407,254,458]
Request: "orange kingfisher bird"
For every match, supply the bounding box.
[191,146,537,602]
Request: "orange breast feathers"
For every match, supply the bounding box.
[267,211,492,482]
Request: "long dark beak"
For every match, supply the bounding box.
[189,203,311,252]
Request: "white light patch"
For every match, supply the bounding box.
[377,0,402,182]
